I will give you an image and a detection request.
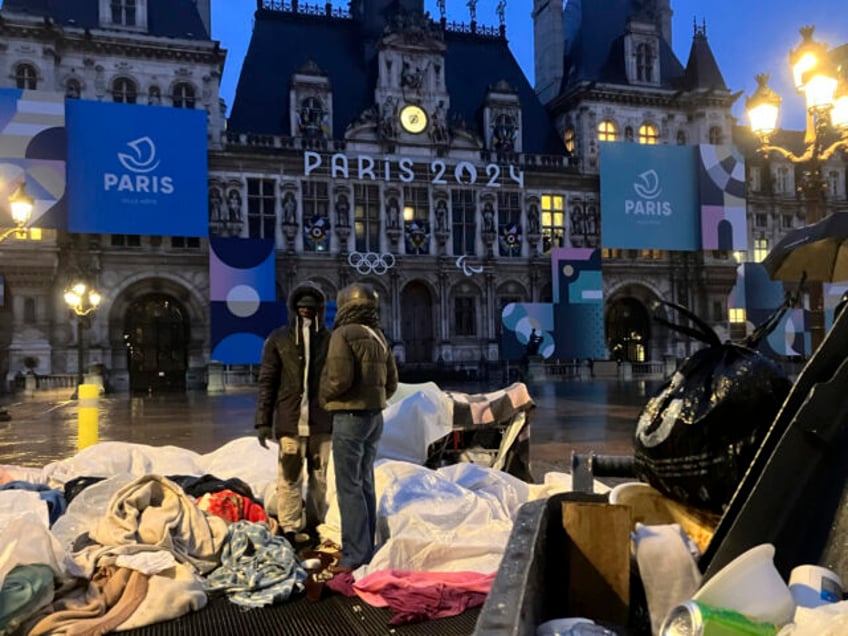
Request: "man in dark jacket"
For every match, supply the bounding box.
[319,282,398,573]
[255,281,332,547]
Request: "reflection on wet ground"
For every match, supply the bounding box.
[0,379,664,479]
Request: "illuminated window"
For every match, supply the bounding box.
[540,194,564,253]
[602,248,622,259]
[638,124,658,145]
[729,308,747,323]
[112,78,137,104]
[597,120,618,142]
[563,128,575,153]
[733,250,747,263]
[172,83,195,108]
[354,184,380,253]
[754,238,769,262]
[15,64,37,90]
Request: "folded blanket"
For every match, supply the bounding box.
[445,382,534,428]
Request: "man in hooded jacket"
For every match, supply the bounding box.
[255,282,332,547]
[319,282,398,573]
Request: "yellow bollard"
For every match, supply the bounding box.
[77,383,99,450]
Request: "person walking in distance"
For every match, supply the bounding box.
[319,283,398,574]
[255,282,332,549]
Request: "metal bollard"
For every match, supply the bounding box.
[77,383,99,450]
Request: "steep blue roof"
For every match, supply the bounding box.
[1,0,210,40]
[229,9,563,155]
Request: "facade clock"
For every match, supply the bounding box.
[400,104,428,134]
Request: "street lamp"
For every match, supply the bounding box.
[64,282,102,398]
[746,26,848,354]
[1,181,34,242]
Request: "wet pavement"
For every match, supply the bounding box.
[0,379,664,478]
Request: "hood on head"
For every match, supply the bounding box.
[288,281,327,328]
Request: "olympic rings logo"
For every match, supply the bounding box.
[347,251,396,276]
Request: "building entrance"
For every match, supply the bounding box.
[606,297,651,362]
[124,294,189,393]
[401,281,434,363]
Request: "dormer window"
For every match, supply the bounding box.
[100,0,147,30]
[298,97,327,139]
[492,113,517,152]
[111,0,136,26]
[172,83,196,108]
[112,78,137,104]
[15,63,37,90]
[636,43,655,82]
[709,126,723,145]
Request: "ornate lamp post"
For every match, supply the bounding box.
[64,282,102,399]
[1,181,34,241]
[745,26,848,354]
[0,181,33,421]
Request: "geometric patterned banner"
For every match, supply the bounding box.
[209,237,284,364]
[0,88,67,229]
[698,144,747,251]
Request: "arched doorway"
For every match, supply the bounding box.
[606,297,651,362]
[400,282,434,363]
[124,294,190,393]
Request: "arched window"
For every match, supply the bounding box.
[676,130,687,145]
[112,78,137,104]
[15,63,37,90]
[597,120,618,142]
[110,0,137,26]
[66,78,81,99]
[638,123,659,145]
[172,83,195,108]
[709,126,723,145]
[563,128,575,153]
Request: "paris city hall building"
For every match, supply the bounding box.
[0,0,843,393]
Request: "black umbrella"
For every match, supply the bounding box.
[762,212,848,282]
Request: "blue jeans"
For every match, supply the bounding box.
[332,411,383,569]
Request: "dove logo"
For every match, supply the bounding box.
[624,169,672,216]
[103,136,174,194]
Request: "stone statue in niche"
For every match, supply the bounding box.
[435,199,448,232]
[227,189,243,223]
[209,187,224,222]
[527,203,540,235]
[282,191,297,225]
[571,206,585,236]
[386,197,400,229]
[482,202,495,233]
[380,96,399,140]
[430,101,449,145]
[585,207,598,235]
[335,193,350,227]
[402,59,427,90]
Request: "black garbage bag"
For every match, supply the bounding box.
[633,301,792,513]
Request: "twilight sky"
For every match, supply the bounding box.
[211,0,848,132]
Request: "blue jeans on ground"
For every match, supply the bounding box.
[332,410,383,569]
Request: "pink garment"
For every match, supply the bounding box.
[353,570,495,625]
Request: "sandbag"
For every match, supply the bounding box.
[633,301,792,513]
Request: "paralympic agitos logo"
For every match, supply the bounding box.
[624,169,672,216]
[103,136,174,194]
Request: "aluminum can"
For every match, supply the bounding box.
[660,600,779,636]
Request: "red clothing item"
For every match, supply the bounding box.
[196,489,269,524]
